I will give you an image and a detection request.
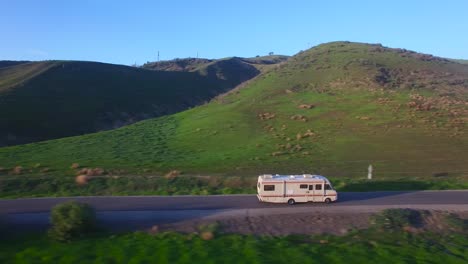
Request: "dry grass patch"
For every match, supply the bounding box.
[206,176,222,187]
[290,114,308,122]
[75,175,89,185]
[200,231,214,240]
[165,170,181,179]
[197,222,220,240]
[149,225,159,235]
[77,167,106,176]
[12,166,23,175]
[407,94,434,111]
[298,104,316,109]
[296,133,303,140]
[258,112,276,120]
[356,116,371,120]
[295,129,316,140]
[294,144,303,151]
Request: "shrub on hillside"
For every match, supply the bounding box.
[48,201,97,242]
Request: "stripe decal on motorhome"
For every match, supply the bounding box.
[260,181,324,184]
[260,194,337,197]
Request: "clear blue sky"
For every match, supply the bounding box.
[2,0,468,65]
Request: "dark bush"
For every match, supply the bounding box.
[0,214,6,234]
[371,208,422,230]
[48,201,96,242]
[445,213,468,231]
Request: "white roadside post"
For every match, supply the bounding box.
[368,164,373,180]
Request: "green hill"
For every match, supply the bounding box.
[1,42,467,196]
[0,59,270,146]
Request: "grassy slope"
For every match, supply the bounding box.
[0,61,56,91]
[0,42,467,190]
[0,60,262,146]
[1,231,467,263]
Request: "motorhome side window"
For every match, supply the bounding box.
[315,184,322,190]
[264,185,275,191]
[300,184,308,189]
[325,184,332,190]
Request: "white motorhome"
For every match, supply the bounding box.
[257,174,338,205]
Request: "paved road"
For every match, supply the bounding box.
[2,191,468,232]
[2,190,468,214]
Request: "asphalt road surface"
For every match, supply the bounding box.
[2,191,468,214]
[2,191,468,232]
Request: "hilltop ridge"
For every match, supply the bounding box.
[142,55,289,73]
